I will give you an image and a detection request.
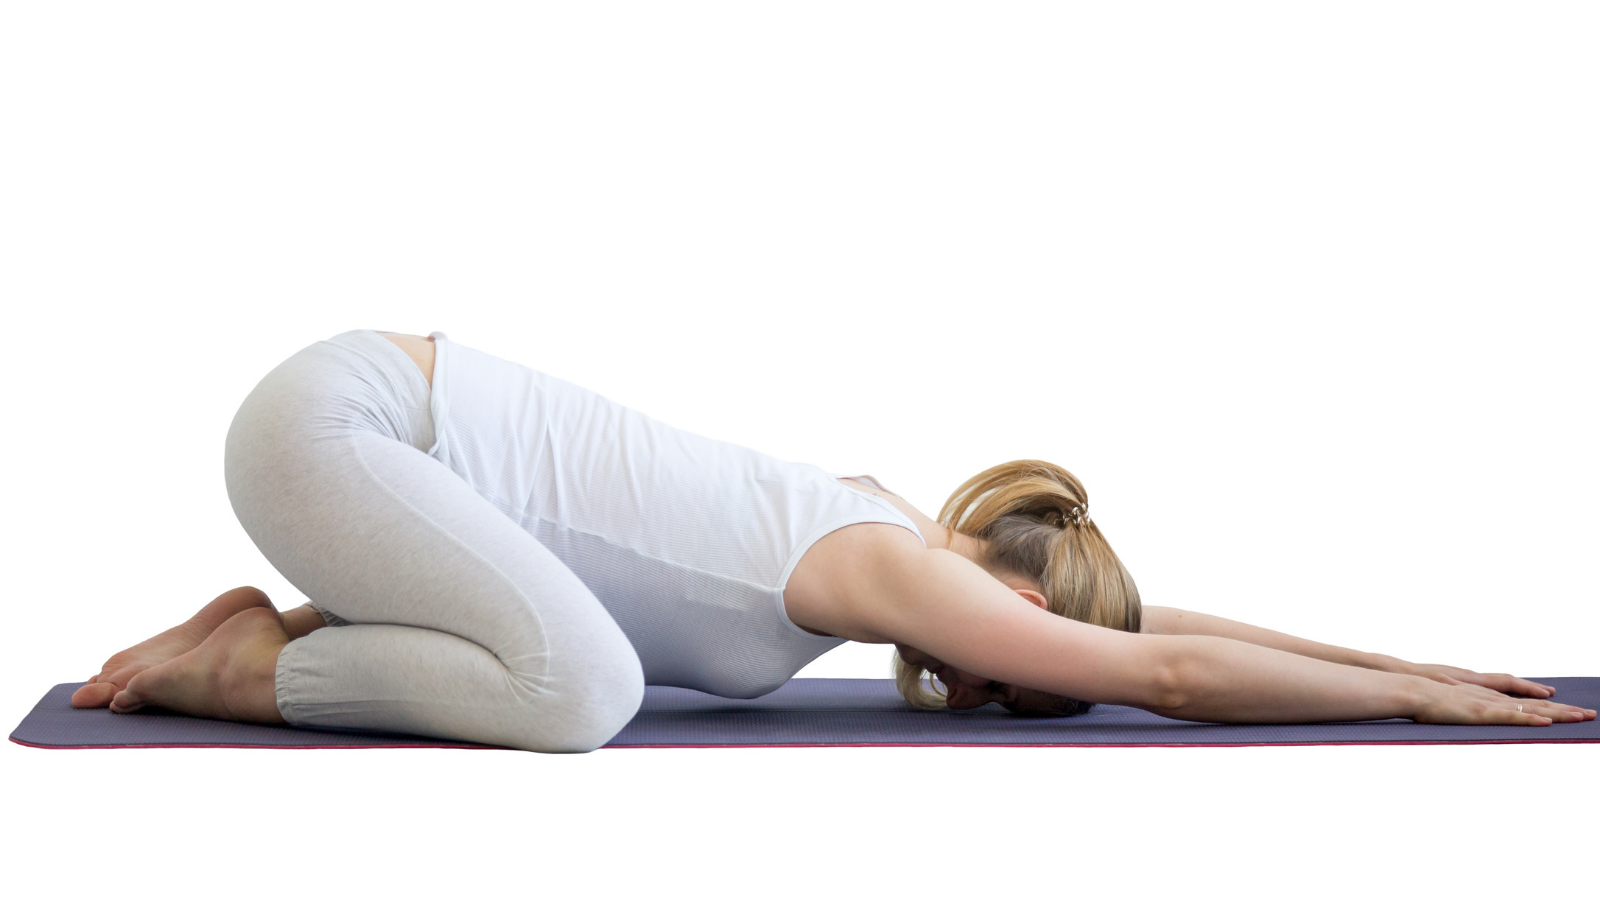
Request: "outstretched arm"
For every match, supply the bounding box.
[822,532,1594,726]
[1142,606,1556,699]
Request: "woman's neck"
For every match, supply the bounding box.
[945,529,988,567]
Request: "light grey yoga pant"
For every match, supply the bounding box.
[224,330,645,752]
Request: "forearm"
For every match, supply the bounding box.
[873,551,1425,721]
[1141,606,1409,674]
[1149,633,1430,723]
[865,546,1586,726]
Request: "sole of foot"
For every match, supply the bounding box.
[111,606,290,723]
[71,586,276,709]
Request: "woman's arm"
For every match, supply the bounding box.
[824,531,1593,725]
[1142,606,1556,699]
[1141,606,1396,668]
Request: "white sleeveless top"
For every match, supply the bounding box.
[422,332,926,699]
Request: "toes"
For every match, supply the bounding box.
[109,669,153,714]
[109,688,146,714]
[75,665,150,710]
[71,681,117,708]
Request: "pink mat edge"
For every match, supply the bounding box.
[15,736,1600,751]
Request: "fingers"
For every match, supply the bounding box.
[1420,685,1597,726]
[1527,699,1596,722]
[1462,671,1556,698]
[1505,676,1557,699]
[1474,698,1553,727]
[1498,698,1594,725]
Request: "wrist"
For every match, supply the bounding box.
[1396,674,1439,719]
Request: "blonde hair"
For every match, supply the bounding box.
[894,459,1142,715]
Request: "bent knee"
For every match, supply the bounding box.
[507,653,645,754]
[544,687,645,753]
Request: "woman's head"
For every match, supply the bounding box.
[894,459,1142,715]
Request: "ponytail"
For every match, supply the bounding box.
[894,459,1142,713]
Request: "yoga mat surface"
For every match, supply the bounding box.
[13,678,1600,749]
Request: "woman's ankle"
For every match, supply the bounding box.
[281,604,330,640]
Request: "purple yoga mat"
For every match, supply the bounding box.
[12,678,1600,749]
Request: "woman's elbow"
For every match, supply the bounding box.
[1140,646,1191,713]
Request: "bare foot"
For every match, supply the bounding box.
[71,586,275,709]
[112,607,289,724]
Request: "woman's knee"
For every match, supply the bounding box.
[512,646,645,753]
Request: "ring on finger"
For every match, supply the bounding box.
[1515,703,1523,712]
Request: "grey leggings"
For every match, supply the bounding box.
[224,331,645,752]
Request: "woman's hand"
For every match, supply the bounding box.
[1410,680,1595,726]
[1399,662,1556,699]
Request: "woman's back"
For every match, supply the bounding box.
[426,332,926,697]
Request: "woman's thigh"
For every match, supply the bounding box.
[224,333,641,700]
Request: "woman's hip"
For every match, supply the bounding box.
[224,331,438,527]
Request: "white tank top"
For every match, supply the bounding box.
[423,332,926,699]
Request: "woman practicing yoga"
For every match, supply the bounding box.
[73,330,1594,751]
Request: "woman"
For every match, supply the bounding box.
[72,330,1594,751]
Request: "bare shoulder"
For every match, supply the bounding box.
[783,521,934,643]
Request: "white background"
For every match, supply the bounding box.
[2,3,1595,898]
